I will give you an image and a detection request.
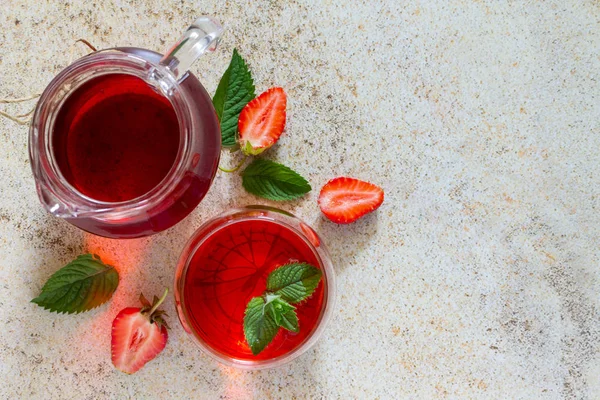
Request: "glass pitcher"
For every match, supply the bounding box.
[29,17,223,239]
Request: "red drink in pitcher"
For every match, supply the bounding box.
[52,74,180,203]
[29,18,224,238]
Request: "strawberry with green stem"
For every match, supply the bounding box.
[212,49,387,216]
[217,87,288,172]
[111,289,170,374]
[212,50,312,201]
[238,87,287,156]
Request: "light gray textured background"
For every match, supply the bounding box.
[1,1,599,399]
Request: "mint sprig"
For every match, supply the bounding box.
[266,263,322,303]
[264,294,296,328]
[243,262,322,355]
[31,254,119,314]
[241,158,311,201]
[266,295,299,332]
[243,297,279,355]
[212,49,255,147]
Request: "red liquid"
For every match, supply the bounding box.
[36,48,220,238]
[183,218,325,361]
[52,74,180,202]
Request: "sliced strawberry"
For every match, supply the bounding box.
[318,177,384,224]
[238,87,287,155]
[111,290,170,374]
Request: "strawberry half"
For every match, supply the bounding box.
[238,87,287,155]
[318,177,384,224]
[111,289,170,374]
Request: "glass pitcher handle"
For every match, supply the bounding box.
[160,16,224,81]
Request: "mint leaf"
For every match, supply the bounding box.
[241,158,311,201]
[213,49,255,147]
[243,264,322,353]
[279,308,299,332]
[243,297,279,355]
[268,296,299,332]
[266,263,322,303]
[264,294,295,326]
[31,254,119,314]
[264,293,283,307]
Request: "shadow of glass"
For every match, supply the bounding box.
[214,347,325,398]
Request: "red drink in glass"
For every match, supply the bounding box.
[175,207,335,369]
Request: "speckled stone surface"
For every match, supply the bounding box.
[1,1,599,399]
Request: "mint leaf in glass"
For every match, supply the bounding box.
[266,263,322,303]
[243,263,322,354]
[241,158,311,201]
[243,297,279,355]
[278,308,299,333]
[212,49,255,147]
[31,254,119,314]
[264,294,296,327]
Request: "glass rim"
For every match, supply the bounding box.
[29,49,194,218]
[173,206,336,370]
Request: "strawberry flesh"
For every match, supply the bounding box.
[111,291,169,374]
[238,87,287,155]
[318,177,384,224]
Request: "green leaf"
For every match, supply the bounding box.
[243,297,280,355]
[213,49,255,147]
[264,293,283,307]
[279,308,299,332]
[265,295,299,332]
[31,254,119,314]
[266,263,322,303]
[241,158,311,201]
[264,294,295,326]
